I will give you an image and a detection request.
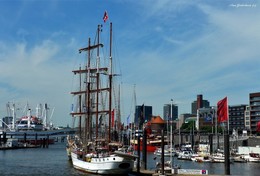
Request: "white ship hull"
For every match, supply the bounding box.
[71,151,134,175]
[244,153,260,162]
[154,147,176,157]
[211,153,234,163]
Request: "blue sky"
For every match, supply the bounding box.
[0,0,259,127]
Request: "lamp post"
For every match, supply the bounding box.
[179,118,181,148]
[211,107,215,135]
[192,119,195,151]
[170,99,173,168]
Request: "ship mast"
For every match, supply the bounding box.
[78,66,82,139]
[71,42,104,140]
[108,22,113,143]
[117,85,121,135]
[71,23,114,147]
[86,38,91,141]
[95,24,101,141]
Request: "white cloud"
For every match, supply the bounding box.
[120,1,260,117]
[0,39,74,126]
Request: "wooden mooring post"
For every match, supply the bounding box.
[142,128,147,170]
[161,129,164,175]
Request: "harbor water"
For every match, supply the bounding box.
[0,142,259,176]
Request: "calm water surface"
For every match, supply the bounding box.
[0,142,259,175]
[0,143,83,176]
[149,153,260,176]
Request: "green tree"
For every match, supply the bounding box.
[180,121,195,132]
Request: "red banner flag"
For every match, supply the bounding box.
[217,97,228,123]
[111,109,115,127]
[103,11,108,23]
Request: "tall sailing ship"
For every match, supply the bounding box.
[67,22,136,175]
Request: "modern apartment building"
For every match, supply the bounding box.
[135,105,152,127]
[191,94,210,115]
[163,104,178,120]
[228,105,247,133]
[249,92,260,134]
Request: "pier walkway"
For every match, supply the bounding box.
[131,168,228,176]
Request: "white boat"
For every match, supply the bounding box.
[4,102,55,131]
[244,153,260,162]
[190,152,211,162]
[154,147,176,157]
[2,103,60,145]
[211,152,234,163]
[16,116,43,131]
[233,155,247,163]
[71,149,135,174]
[177,150,193,160]
[211,153,225,163]
[67,22,136,174]
[191,156,212,162]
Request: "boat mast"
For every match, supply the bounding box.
[95,24,101,141]
[129,84,136,143]
[108,22,113,143]
[117,84,121,140]
[86,37,91,141]
[170,99,173,168]
[71,43,103,140]
[78,65,82,139]
[133,84,137,130]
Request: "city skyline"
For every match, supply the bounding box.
[137,92,258,117]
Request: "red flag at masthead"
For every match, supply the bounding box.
[103,11,109,23]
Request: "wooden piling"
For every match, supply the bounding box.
[137,134,141,173]
[161,129,164,175]
[142,127,147,170]
[224,133,230,175]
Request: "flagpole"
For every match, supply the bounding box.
[170,99,173,169]
[211,107,214,134]
[196,109,199,131]
[214,106,217,135]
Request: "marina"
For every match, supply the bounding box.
[1,121,259,175]
[0,141,260,176]
[1,99,260,175]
